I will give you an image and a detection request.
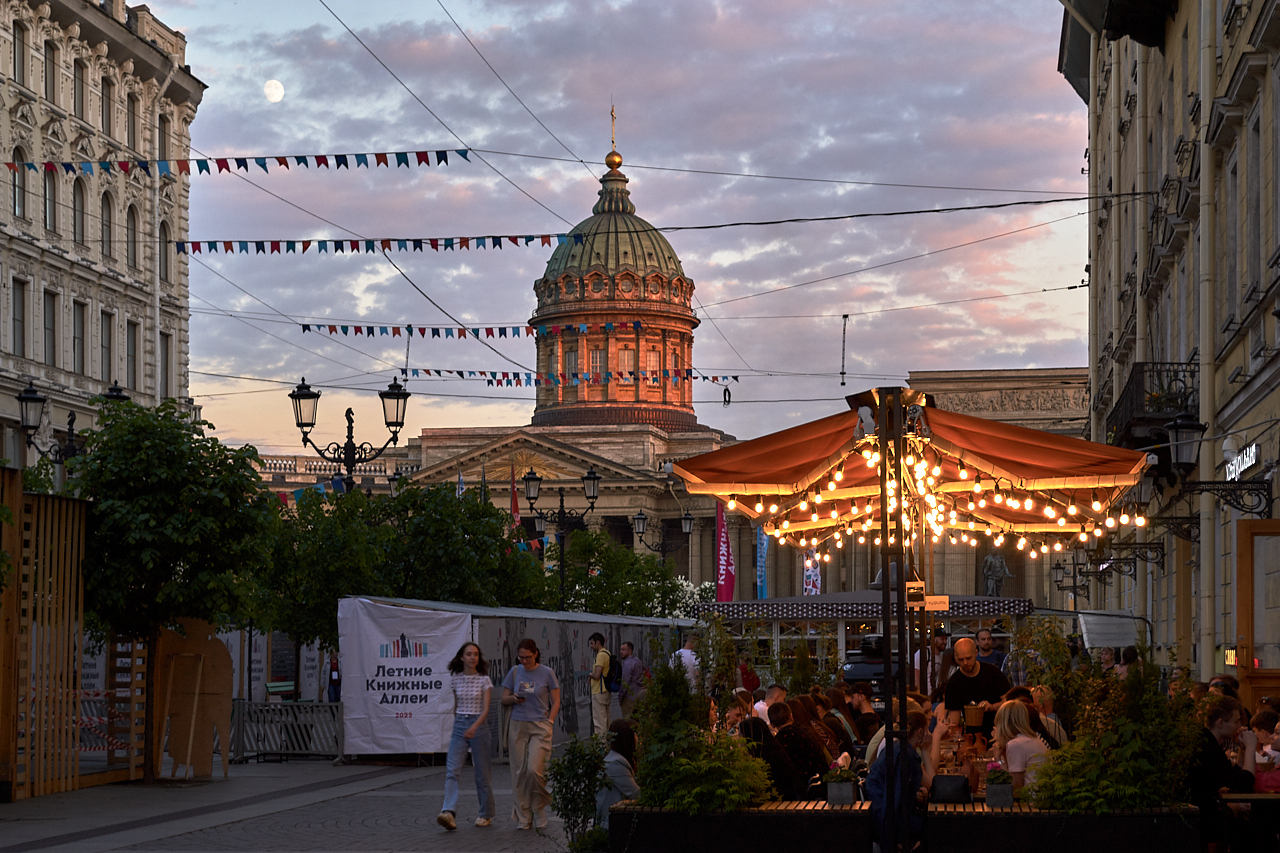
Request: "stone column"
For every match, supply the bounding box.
[689,517,705,585]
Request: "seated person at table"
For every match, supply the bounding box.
[992,700,1049,793]
[739,717,804,801]
[849,681,882,743]
[813,692,856,757]
[769,701,829,797]
[793,697,838,763]
[596,719,640,830]
[1004,686,1067,748]
[824,687,860,749]
[1188,695,1257,851]
[944,638,1012,738]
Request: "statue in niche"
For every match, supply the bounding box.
[982,553,1013,598]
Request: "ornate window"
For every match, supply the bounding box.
[12,148,27,218]
[126,205,139,268]
[72,179,86,244]
[100,193,114,257]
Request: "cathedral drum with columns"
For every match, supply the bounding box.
[531,150,699,432]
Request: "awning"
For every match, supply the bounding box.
[674,387,1150,546]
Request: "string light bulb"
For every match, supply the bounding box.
[1105,516,1117,529]
[1067,499,1078,515]
[769,502,779,514]
[728,495,737,510]
[814,491,822,504]
[973,474,984,493]
[1119,509,1130,524]
[858,535,866,544]
[1091,491,1102,512]
[958,461,968,479]
[754,498,764,513]
[800,499,808,511]
[835,465,845,482]
[1135,513,1147,527]
[782,519,790,529]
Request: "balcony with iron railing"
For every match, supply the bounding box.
[1105,362,1199,448]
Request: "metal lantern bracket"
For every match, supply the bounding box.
[631,509,694,558]
[289,377,410,494]
[1174,479,1272,517]
[521,466,603,611]
[1089,540,1167,574]
[1153,514,1201,543]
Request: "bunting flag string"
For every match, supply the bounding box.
[3,149,472,178]
[515,536,551,552]
[301,321,644,338]
[175,234,587,255]
[390,366,740,386]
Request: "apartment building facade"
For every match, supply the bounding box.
[0,0,203,463]
[1058,0,1280,695]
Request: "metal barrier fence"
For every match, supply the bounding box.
[230,700,343,762]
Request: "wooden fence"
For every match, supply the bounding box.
[0,467,122,802]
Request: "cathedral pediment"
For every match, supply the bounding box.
[410,429,654,489]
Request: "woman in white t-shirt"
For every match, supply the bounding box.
[992,700,1049,793]
[437,642,494,832]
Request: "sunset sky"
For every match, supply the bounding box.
[157,0,1090,452]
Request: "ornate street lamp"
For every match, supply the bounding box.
[522,466,603,611]
[15,381,129,463]
[288,376,411,494]
[1164,411,1207,472]
[630,509,694,561]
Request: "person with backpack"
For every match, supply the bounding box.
[588,632,615,735]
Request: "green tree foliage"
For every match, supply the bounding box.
[367,483,547,607]
[557,529,694,617]
[787,639,817,697]
[71,399,274,642]
[69,399,275,781]
[634,634,773,814]
[257,489,382,654]
[547,734,610,850]
[1024,632,1201,813]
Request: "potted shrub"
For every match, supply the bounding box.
[984,763,1014,809]
[823,763,857,805]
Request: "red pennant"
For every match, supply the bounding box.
[430,239,439,251]
[270,241,280,254]
[192,242,201,253]
[223,241,234,253]
[460,237,469,249]
[302,240,311,252]
[315,155,329,168]
[177,160,191,175]
[43,162,56,172]
[375,152,389,167]
[354,327,363,336]
[215,159,229,173]
[508,236,519,246]
[328,325,337,333]
[349,240,359,252]
[4,163,17,172]
[459,328,467,339]
[380,239,391,251]
[416,151,430,165]
[119,161,131,173]
[485,328,494,338]
[540,234,551,246]
[275,156,289,169]
[418,327,426,337]
[392,327,401,337]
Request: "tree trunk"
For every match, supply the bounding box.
[293,638,302,702]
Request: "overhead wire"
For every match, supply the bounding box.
[315,0,573,227]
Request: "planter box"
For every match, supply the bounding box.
[826,781,856,805]
[985,784,1014,809]
[609,802,1199,853]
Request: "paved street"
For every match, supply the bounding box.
[0,762,565,853]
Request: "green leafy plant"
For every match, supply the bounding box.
[1026,642,1200,814]
[787,639,816,697]
[547,734,610,849]
[634,632,773,814]
[823,763,857,783]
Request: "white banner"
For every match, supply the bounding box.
[338,598,471,754]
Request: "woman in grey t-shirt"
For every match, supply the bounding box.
[500,638,560,830]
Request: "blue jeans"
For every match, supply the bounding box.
[443,714,494,818]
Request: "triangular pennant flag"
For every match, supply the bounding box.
[456,150,470,161]
[254,157,268,173]
[234,157,248,171]
[276,156,289,169]
[436,151,448,165]
[216,158,230,173]
[416,151,431,165]
[355,153,369,168]
[196,160,210,174]
[295,156,309,167]
[375,152,389,167]
[315,155,329,168]
[335,154,349,169]
[395,152,410,168]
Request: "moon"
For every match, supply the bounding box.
[263,80,284,103]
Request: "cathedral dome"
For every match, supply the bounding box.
[530,150,702,432]
[540,151,686,281]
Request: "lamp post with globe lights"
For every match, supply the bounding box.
[288,377,411,494]
[630,509,694,564]
[521,466,602,611]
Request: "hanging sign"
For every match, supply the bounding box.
[1226,443,1258,481]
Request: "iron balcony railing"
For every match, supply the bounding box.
[1106,362,1199,447]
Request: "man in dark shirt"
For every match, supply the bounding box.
[1189,695,1256,850]
[975,628,1006,670]
[768,701,827,797]
[944,638,1011,737]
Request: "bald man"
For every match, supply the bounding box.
[944,637,1011,733]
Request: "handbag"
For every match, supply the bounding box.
[931,774,972,804]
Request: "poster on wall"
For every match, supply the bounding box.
[338,598,470,754]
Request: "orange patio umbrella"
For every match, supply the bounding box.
[674,388,1151,556]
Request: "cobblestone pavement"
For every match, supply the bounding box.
[0,762,568,853]
[122,769,565,853]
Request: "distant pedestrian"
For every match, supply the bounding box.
[437,642,494,831]
[975,628,1006,670]
[326,652,341,703]
[672,633,701,691]
[618,642,647,719]
[588,632,612,735]
[501,638,560,830]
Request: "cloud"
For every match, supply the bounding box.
[170,0,1088,449]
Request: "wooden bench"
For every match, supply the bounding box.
[610,800,1199,853]
[264,681,295,701]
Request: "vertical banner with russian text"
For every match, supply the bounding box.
[338,598,471,754]
[804,549,822,595]
[755,526,768,599]
[715,503,736,601]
